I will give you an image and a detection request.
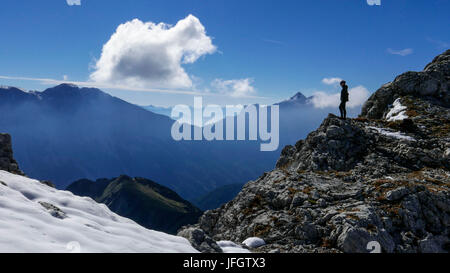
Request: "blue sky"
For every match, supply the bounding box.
[0,0,449,107]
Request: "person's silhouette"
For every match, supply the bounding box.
[339,80,349,119]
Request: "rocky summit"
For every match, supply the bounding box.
[179,50,450,253]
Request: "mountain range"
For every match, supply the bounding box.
[0,83,345,201]
[0,84,277,200]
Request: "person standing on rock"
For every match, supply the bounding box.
[339,80,349,119]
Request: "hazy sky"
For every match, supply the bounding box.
[0,0,448,107]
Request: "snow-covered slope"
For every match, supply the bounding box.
[0,171,198,253]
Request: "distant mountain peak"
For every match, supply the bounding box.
[41,84,109,100]
[42,83,79,95]
[275,91,312,107]
[289,92,307,101]
[54,83,79,89]
[0,85,28,92]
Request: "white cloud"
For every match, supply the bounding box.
[211,78,256,98]
[311,85,370,109]
[311,92,340,108]
[346,86,371,107]
[66,0,81,6]
[63,75,69,81]
[90,15,217,89]
[387,48,413,56]
[322,77,343,86]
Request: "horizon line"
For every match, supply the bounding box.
[0,75,271,100]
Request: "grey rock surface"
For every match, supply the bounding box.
[361,49,449,119]
[177,227,223,253]
[39,202,67,219]
[179,51,450,253]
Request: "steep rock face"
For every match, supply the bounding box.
[0,134,22,175]
[179,50,450,253]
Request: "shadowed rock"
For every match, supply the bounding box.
[0,133,23,175]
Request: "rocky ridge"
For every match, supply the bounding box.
[67,175,203,234]
[178,50,450,253]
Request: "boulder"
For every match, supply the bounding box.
[177,227,223,253]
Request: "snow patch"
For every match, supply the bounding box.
[242,237,266,248]
[0,171,198,253]
[217,241,251,253]
[367,126,416,142]
[386,98,408,122]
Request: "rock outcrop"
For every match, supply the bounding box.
[177,227,223,253]
[179,50,450,253]
[361,49,449,119]
[0,133,23,175]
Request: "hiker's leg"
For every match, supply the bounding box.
[339,102,344,118]
[343,102,347,119]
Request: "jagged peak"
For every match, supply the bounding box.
[290,92,307,101]
[276,91,311,107]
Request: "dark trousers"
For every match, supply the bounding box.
[339,101,347,119]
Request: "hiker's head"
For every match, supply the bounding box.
[340,80,346,87]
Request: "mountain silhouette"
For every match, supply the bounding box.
[67,175,203,234]
[0,84,274,200]
[0,83,357,201]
